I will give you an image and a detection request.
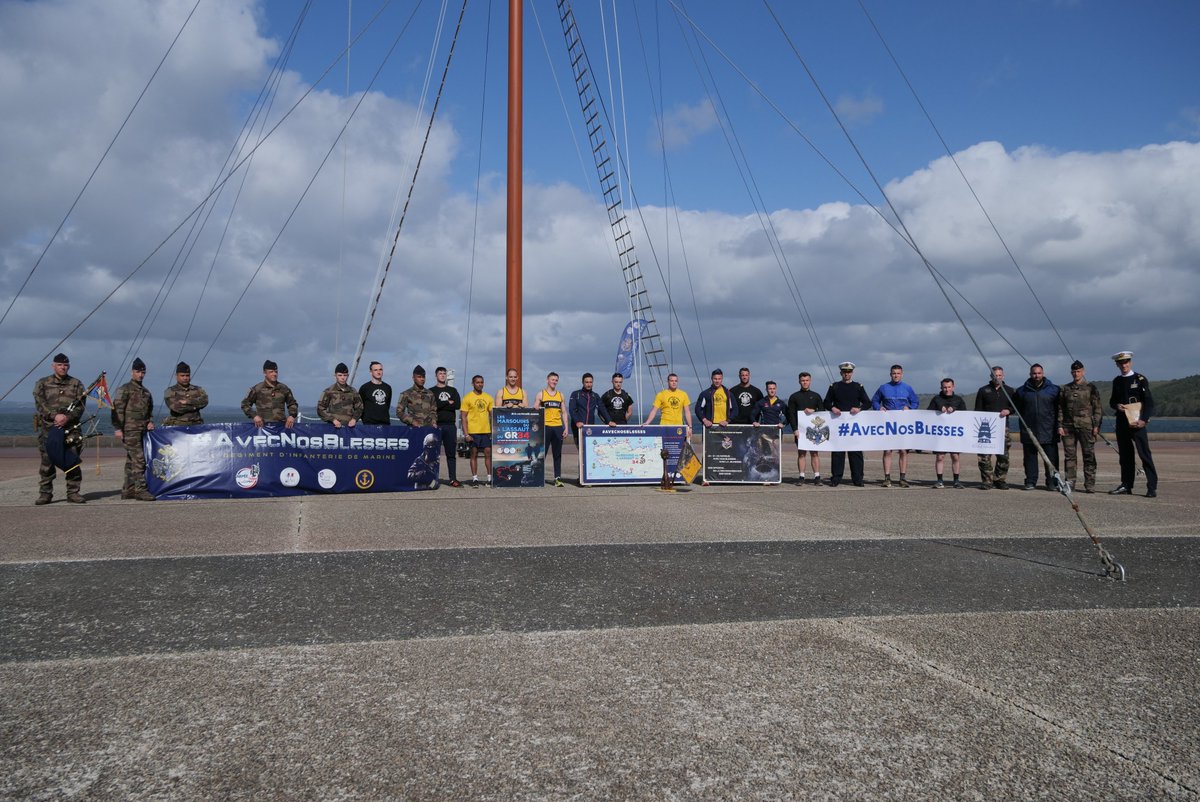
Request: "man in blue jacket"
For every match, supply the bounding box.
[695,368,735,429]
[1014,363,1061,490]
[568,373,608,444]
[871,364,919,487]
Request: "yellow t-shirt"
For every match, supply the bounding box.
[712,387,728,424]
[652,389,691,426]
[464,391,494,434]
[540,389,564,427]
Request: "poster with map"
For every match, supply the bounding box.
[579,425,689,485]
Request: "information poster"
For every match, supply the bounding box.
[490,408,546,488]
[579,425,690,486]
[702,425,783,484]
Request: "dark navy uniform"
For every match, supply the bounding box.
[1110,369,1158,495]
[823,377,871,486]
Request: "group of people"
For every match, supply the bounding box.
[31,350,1158,502]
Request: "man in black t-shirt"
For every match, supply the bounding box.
[358,361,392,425]
[787,371,825,485]
[730,367,763,425]
[432,366,463,487]
[601,373,635,425]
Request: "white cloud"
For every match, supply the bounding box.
[833,92,883,126]
[2,0,1197,417]
[654,98,718,150]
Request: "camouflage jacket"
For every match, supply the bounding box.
[1057,380,1103,430]
[163,382,209,425]
[112,380,154,431]
[317,383,364,424]
[242,380,298,422]
[33,373,86,429]
[396,384,437,427]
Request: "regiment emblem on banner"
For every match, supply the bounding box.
[974,417,995,445]
[806,415,830,445]
[151,444,182,481]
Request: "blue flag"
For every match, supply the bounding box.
[613,319,646,378]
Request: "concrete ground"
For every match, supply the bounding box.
[1,441,1197,800]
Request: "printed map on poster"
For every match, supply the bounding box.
[585,436,661,481]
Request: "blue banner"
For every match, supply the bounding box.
[145,422,441,499]
[579,424,689,485]
[490,408,546,488]
[613,319,646,378]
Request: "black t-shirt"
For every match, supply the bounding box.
[600,389,634,423]
[730,384,763,424]
[433,385,462,426]
[358,381,393,424]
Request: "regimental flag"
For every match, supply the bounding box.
[613,319,646,379]
[677,438,702,485]
[86,372,113,410]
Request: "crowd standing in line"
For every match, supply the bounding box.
[30,352,1161,501]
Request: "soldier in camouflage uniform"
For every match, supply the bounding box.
[112,358,156,500]
[1057,359,1103,493]
[162,361,209,426]
[32,353,87,505]
[317,363,363,427]
[242,359,298,427]
[396,364,437,427]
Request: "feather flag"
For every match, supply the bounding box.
[613,320,646,379]
[86,372,113,410]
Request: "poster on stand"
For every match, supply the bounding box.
[702,425,783,484]
[490,408,545,488]
[578,425,690,486]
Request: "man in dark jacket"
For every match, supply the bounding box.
[974,366,1016,489]
[568,373,608,444]
[1109,351,1158,497]
[695,369,734,429]
[1013,363,1060,491]
[823,362,872,487]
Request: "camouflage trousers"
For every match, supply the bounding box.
[1061,427,1097,490]
[122,429,148,492]
[38,433,82,497]
[977,433,1011,486]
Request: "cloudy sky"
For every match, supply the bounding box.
[1,0,1197,416]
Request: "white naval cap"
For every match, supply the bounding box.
[1111,351,1134,362]
[838,361,856,371]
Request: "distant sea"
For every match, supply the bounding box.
[0,412,1197,437]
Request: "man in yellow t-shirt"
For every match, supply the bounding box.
[496,368,528,408]
[535,371,567,486]
[643,373,693,432]
[460,374,494,487]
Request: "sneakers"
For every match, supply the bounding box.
[35,495,52,506]
[898,478,910,488]
[811,476,822,486]
[470,479,480,488]
[881,478,892,488]
[933,480,944,489]
[554,478,564,487]
[952,480,964,489]
[1023,484,1036,491]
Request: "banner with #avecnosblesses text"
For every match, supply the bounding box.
[145,422,442,499]
[794,410,1005,454]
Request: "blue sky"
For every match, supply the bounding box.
[1,0,1198,409]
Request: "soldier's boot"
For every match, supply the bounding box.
[35,494,52,506]
[66,493,86,504]
[133,489,156,501]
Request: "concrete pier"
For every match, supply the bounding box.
[2,443,1196,799]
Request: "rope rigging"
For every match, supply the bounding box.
[350,0,469,382]
[0,0,204,332]
[760,0,1122,578]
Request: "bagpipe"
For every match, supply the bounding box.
[39,373,109,473]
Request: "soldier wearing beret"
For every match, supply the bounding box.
[242,360,298,428]
[32,353,87,505]
[1056,360,1102,493]
[1109,351,1158,497]
[317,363,363,428]
[162,361,209,426]
[112,358,156,500]
[396,364,437,428]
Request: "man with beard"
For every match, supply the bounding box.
[730,367,763,425]
[974,366,1016,489]
[396,365,436,428]
[1057,360,1103,493]
[601,373,634,425]
[1014,363,1060,491]
[242,360,298,428]
[162,362,208,426]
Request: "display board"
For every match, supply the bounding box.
[701,425,783,484]
[578,424,690,486]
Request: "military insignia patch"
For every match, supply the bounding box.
[151,444,182,481]
[805,415,830,445]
